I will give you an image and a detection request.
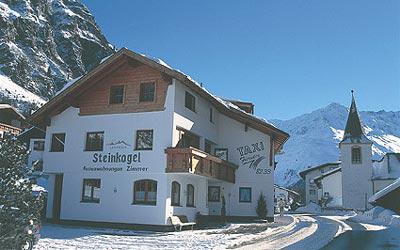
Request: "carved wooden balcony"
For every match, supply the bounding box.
[165,147,237,183]
[0,122,22,136]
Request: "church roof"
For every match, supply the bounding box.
[340,91,371,144]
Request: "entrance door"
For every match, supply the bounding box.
[52,174,63,222]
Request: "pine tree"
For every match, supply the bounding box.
[256,192,268,219]
[0,135,44,248]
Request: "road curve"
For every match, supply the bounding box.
[238,214,348,250]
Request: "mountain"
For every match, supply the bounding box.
[0,0,113,113]
[273,102,400,187]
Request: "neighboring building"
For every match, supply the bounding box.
[369,178,400,214]
[372,153,400,193]
[299,162,341,204]
[28,48,289,227]
[300,92,400,211]
[18,127,46,171]
[0,104,25,138]
[274,184,300,211]
[312,168,342,208]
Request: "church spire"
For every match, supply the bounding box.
[342,90,364,142]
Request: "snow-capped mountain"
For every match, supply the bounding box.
[0,0,113,113]
[273,103,400,187]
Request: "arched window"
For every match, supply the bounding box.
[133,179,157,205]
[171,181,181,206]
[352,147,362,164]
[186,184,195,207]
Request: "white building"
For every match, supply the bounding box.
[28,48,289,228]
[312,168,342,208]
[300,92,400,211]
[299,162,340,204]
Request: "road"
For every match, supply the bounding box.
[239,214,400,250]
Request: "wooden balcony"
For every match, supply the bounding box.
[165,147,238,183]
[0,122,22,136]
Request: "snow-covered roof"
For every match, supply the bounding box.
[299,162,341,179]
[312,167,341,183]
[0,103,26,120]
[274,184,300,196]
[369,178,400,203]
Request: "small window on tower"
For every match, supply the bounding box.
[352,147,362,164]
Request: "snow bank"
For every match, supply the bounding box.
[351,206,400,228]
[295,202,322,214]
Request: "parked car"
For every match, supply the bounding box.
[0,205,40,250]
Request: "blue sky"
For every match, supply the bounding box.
[83,0,399,120]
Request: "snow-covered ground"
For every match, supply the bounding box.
[34,212,400,249]
[34,216,293,250]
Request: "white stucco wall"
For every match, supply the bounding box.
[340,142,373,210]
[321,171,342,207]
[43,84,176,225]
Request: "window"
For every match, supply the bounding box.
[324,192,330,197]
[135,130,153,150]
[309,189,316,195]
[208,186,220,202]
[177,129,200,149]
[85,132,104,151]
[209,108,213,123]
[239,187,252,203]
[81,179,101,203]
[171,181,181,206]
[140,82,155,102]
[186,184,195,207]
[33,141,45,151]
[133,179,157,205]
[109,85,124,104]
[185,91,196,112]
[352,147,362,164]
[205,139,214,154]
[50,133,65,152]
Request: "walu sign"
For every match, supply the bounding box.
[237,142,271,175]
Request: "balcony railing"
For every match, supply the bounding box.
[0,122,21,135]
[165,147,238,183]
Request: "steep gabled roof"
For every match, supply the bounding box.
[341,91,371,144]
[28,48,289,151]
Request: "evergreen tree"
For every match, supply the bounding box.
[0,135,44,248]
[256,193,268,219]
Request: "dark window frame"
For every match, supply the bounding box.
[33,140,45,151]
[186,184,195,207]
[171,181,181,206]
[239,187,252,203]
[177,128,200,149]
[109,85,125,104]
[81,178,101,203]
[208,186,221,202]
[209,107,214,123]
[135,129,154,150]
[85,131,104,151]
[185,91,196,112]
[351,147,362,164]
[50,133,65,152]
[133,179,157,206]
[139,82,156,102]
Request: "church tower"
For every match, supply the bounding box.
[340,91,373,211]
